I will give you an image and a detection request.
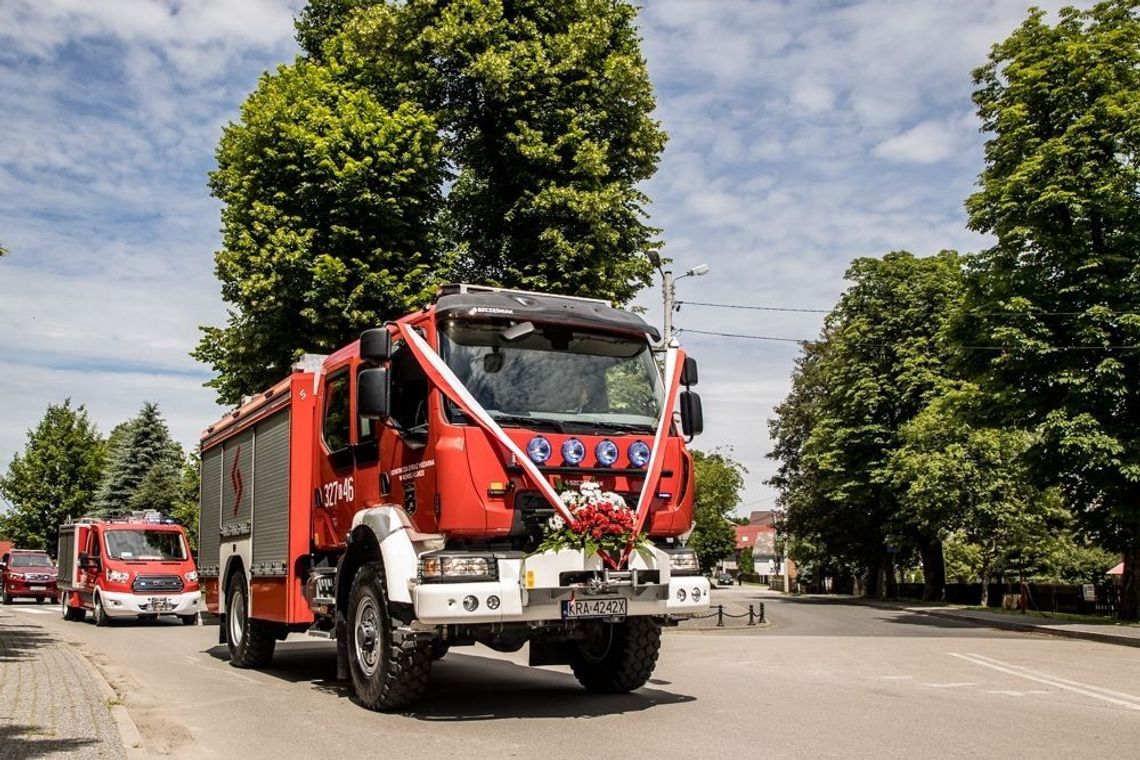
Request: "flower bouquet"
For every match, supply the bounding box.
[535,481,653,569]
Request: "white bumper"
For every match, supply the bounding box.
[410,548,710,625]
[99,589,202,617]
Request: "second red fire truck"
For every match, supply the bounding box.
[198,284,708,709]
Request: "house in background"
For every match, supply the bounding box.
[735,511,779,583]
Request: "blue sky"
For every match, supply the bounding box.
[0,1,1089,515]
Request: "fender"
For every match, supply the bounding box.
[351,505,444,604]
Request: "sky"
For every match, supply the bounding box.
[0,0,1091,516]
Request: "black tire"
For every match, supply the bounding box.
[568,617,662,694]
[180,614,197,626]
[427,640,450,661]
[36,597,44,605]
[61,594,86,622]
[346,561,430,710]
[1,591,11,605]
[93,592,111,627]
[226,571,275,668]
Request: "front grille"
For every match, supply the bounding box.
[24,573,55,583]
[132,574,183,593]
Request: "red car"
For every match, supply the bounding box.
[1,549,59,604]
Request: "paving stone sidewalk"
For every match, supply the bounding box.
[0,605,126,760]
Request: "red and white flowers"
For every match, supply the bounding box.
[537,481,650,567]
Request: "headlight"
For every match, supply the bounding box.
[184,571,199,583]
[107,569,130,583]
[596,439,619,467]
[419,553,498,583]
[628,440,651,468]
[561,438,586,465]
[9,573,24,580]
[527,436,552,464]
[667,549,700,576]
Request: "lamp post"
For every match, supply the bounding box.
[661,263,709,344]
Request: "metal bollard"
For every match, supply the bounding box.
[716,604,725,627]
[759,602,765,624]
[748,604,755,626]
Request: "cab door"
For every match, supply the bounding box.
[315,364,358,546]
[78,527,102,602]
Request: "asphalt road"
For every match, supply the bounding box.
[5,589,1140,759]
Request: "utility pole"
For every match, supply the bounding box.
[660,263,709,345]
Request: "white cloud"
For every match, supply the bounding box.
[0,0,1096,515]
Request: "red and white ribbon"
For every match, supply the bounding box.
[397,322,685,539]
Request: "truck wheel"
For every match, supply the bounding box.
[180,614,197,626]
[346,561,430,711]
[61,594,86,622]
[226,571,275,668]
[93,593,112,627]
[568,617,662,694]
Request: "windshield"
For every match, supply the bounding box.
[439,320,663,431]
[104,530,187,561]
[11,554,53,568]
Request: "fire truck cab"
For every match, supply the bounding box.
[199,284,708,710]
[58,515,201,625]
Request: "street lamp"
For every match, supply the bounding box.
[661,263,709,344]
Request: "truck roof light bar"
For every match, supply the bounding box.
[435,282,610,306]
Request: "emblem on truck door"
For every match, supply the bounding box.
[230,445,244,516]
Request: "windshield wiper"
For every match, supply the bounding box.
[490,414,566,433]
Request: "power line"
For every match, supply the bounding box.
[679,300,1140,318]
[678,328,1140,351]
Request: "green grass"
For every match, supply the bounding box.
[963,605,1139,627]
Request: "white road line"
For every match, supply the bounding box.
[921,682,977,689]
[950,652,1140,711]
[12,607,54,615]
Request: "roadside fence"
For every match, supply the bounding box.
[683,603,766,628]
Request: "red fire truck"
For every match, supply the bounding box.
[198,284,708,710]
[58,515,201,625]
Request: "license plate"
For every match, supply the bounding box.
[562,597,627,619]
[149,597,174,611]
[28,585,45,590]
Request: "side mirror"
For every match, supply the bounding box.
[680,390,704,438]
[681,356,699,387]
[358,367,390,419]
[360,328,392,363]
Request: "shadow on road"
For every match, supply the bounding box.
[0,612,58,663]
[0,724,99,759]
[761,595,1036,639]
[201,642,695,720]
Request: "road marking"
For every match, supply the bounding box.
[879,675,912,681]
[986,689,1051,697]
[921,682,977,689]
[12,607,54,615]
[950,652,1140,711]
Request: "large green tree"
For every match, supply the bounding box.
[0,401,106,552]
[686,448,747,573]
[198,0,667,403]
[769,251,965,598]
[195,60,445,404]
[94,402,184,517]
[962,1,1140,618]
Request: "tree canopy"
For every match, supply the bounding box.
[0,400,105,552]
[686,448,747,573]
[94,402,187,518]
[197,0,667,404]
[961,0,1140,617]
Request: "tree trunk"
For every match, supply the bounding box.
[920,539,945,602]
[1120,527,1140,621]
[882,551,898,599]
[980,568,991,608]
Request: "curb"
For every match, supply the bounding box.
[73,643,147,759]
[911,607,1140,649]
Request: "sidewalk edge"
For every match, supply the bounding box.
[912,607,1140,649]
[72,640,146,758]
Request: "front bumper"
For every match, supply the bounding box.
[410,548,710,625]
[4,581,58,599]
[99,589,201,617]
